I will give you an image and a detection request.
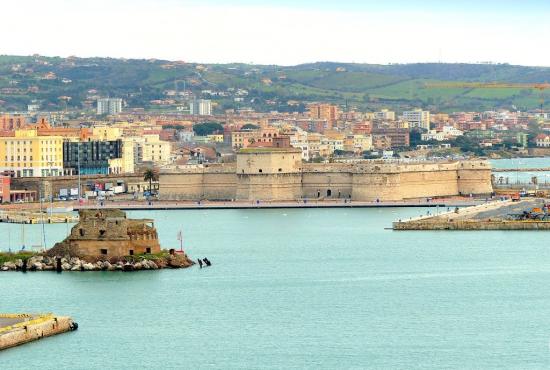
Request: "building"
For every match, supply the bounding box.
[50,209,161,257]
[160,150,493,202]
[372,126,410,148]
[35,119,90,140]
[0,114,27,133]
[97,98,123,115]
[177,130,195,143]
[403,109,431,130]
[536,134,550,147]
[0,129,63,177]
[0,176,9,203]
[307,104,339,129]
[125,134,172,166]
[374,109,396,121]
[190,99,212,116]
[421,130,446,142]
[63,140,123,175]
[91,126,123,141]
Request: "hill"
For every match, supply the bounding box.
[1,55,550,113]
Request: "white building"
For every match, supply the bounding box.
[442,126,464,138]
[290,131,309,160]
[190,99,212,116]
[97,98,123,115]
[421,130,446,142]
[177,130,195,143]
[402,109,430,130]
[374,109,396,121]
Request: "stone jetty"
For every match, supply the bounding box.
[393,198,550,230]
[0,253,193,272]
[0,313,78,350]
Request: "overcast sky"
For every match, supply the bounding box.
[2,0,550,66]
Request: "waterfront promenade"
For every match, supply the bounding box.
[0,197,490,212]
[75,198,486,210]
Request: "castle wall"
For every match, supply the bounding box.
[235,149,303,200]
[236,173,302,201]
[302,171,353,199]
[457,161,494,195]
[159,159,493,202]
[160,164,237,200]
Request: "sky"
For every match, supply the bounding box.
[2,0,550,66]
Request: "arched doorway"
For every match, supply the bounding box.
[326,189,332,197]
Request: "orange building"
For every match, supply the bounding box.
[0,114,27,133]
[307,104,340,129]
[35,119,90,140]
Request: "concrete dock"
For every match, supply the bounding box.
[393,199,550,230]
[0,313,77,350]
[0,210,78,224]
[73,198,487,211]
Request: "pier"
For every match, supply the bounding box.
[0,210,78,224]
[0,313,77,350]
[393,199,550,230]
[493,167,550,172]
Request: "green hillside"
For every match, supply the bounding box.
[1,55,550,113]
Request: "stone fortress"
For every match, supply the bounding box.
[160,148,493,201]
[49,209,161,257]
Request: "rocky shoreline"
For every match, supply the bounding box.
[0,253,194,272]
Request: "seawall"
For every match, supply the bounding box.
[0,314,77,350]
[159,159,493,202]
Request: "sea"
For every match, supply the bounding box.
[1,159,550,369]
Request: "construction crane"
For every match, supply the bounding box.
[425,82,550,112]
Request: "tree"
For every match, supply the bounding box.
[143,168,159,194]
[193,122,224,136]
[241,124,259,130]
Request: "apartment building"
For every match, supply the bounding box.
[402,109,430,130]
[0,129,63,177]
[307,103,340,129]
[374,109,396,121]
[97,98,123,115]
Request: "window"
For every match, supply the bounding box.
[129,250,134,256]
[100,249,108,255]
[146,248,151,254]
[79,229,85,236]
[259,169,263,173]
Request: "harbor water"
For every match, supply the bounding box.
[2,207,550,368]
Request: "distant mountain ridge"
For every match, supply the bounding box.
[1,55,549,113]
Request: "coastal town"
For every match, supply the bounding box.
[5,0,550,366]
[0,94,549,204]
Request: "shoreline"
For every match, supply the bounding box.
[72,198,487,211]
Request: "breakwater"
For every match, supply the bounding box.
[393,219,550,230]
[0,313,77,350]
[0,253,194,272]
[393,198,550,230]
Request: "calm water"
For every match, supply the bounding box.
[2,208,550,369]
[491,157,550,184]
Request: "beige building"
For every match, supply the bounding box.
[160,150,493,202]
[402,109,431,130]
[374,109,396,121]
[0,129,63,177]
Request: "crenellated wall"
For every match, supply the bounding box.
[158,156,493,202]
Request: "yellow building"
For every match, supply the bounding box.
[206,134,224,143]
[0,129,63,177]
[91,126,123,141]
[126,135,172,166]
